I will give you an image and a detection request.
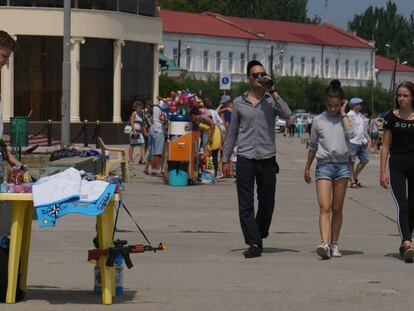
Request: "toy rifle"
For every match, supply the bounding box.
[88,239,166,269]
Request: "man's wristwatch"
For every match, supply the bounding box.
[341,114,348,118]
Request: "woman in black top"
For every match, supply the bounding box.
[380,81,414,262]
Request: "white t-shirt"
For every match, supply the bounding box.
[347,110,369,145]
[151,106,164,133]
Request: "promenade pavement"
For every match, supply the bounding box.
[6,135,414,311]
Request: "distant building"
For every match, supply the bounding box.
[0,1,161,143]
[160,10,376,86]
[375,55,414,91]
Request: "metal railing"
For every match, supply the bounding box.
[30,120,102,148]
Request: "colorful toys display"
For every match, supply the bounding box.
[158,90,203,120]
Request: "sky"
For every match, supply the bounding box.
[307,0,413,30]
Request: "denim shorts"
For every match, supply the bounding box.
[349,143,369,164]
[315,161,350,181]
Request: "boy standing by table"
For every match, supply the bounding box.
[0,31,21,241]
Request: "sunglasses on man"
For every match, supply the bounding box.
[249,72,267,79]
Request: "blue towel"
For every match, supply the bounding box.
[35,183,116,228]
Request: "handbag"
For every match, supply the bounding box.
[124,125,132,134]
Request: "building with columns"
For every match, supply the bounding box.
[0,0,161,143]
[160,10,376,87]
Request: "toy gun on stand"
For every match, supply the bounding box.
[88,239,166,269]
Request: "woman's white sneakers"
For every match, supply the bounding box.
[330,244,343,257]
[316,243,342,259]
[316,243,331,259]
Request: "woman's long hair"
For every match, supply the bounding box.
[394,81,414,109]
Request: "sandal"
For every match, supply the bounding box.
[354,179,363,187]
[350,182,359,189]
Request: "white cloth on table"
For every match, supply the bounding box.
[33,167,82,207]
[33,168,110,207]
[80,180,110,203]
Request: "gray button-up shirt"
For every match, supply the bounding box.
[223,92,291,163]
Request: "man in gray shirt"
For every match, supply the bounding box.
[222,60,291,258]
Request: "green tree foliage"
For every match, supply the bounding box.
[158,0,318,24]
[159,75,394,114]
[348,1,414,65]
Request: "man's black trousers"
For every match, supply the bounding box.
[236,156,278,246]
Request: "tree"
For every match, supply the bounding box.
[158,0,319,24]
[159,75,393,114]
[348,1,414,65]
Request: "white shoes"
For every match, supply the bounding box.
[330,244,342,257]
[316,243,342,259]
[316,243,331,259]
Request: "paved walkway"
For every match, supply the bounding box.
[8,135,414,310]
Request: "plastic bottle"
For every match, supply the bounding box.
[115,254,124,296]
[93,264,102,295]
[0,235,9,250]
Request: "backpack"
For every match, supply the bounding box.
[0,246,25,303]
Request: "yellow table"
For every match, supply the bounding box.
[1,193,119,305]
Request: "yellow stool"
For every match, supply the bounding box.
[1,193,118,305]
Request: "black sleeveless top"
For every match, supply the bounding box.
[383,111,414,154]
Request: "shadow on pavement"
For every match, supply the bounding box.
[25,288,137,305]
[262,248,300,254]
[310,250,364,256]
[341,250,364,256]
[384,253,400,259]
[230,248,300,254]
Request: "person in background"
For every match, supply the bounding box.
[296,115,304,138]
[368,112,380,155]
[284,118,289,137]
[222,60,291,258]
[191,105,221,179]
[142,100,153,175]
[217,95,233,130]
[128,101,146,164]
[307,114,313,135]
[0,31,23,244]
[149,101,167,177]
[217,95,234,176]
[289,114,296,137]
[347,98,370,188]
[205,96,226,178]
[304,80,354,260]
[380,81,414,263]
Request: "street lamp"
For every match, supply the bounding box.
[390,59,407,94]
[269,45,284,78]
[176,40,190,68]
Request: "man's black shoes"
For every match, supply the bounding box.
[243,245,262,258]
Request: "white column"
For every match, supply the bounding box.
[113,39,124,123]
[0,35,16,123]
[70,37,85,123]
[153,44,160,104]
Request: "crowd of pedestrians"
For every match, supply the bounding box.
[124,57,414,263]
